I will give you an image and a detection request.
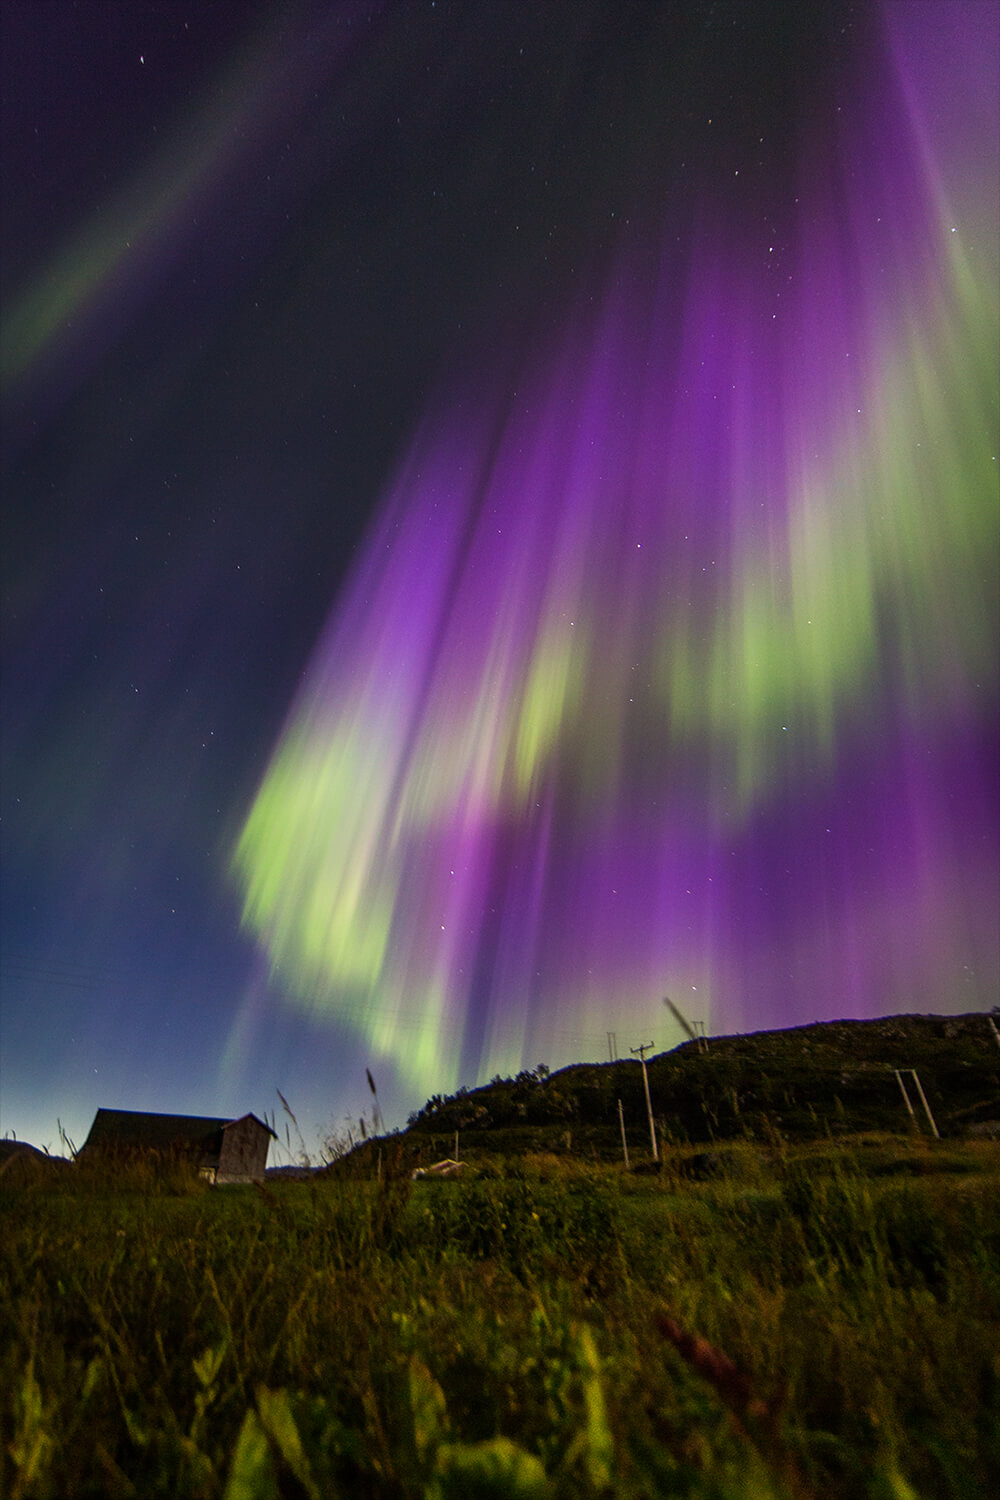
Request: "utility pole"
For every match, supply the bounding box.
[617,1098,630,1169]
[607,1031,618,1062]
[631,1042,659,1160]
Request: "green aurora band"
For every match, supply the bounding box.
[234,4,999,1093]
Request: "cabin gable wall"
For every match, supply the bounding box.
[217,1116,270,1182]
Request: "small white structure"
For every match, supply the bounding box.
[411,1158,467,1180]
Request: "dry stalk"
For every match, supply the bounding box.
[655,1310,812,1500]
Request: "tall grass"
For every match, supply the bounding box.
[2,1138,997,1497]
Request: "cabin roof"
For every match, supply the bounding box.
[83,1108,276,1153]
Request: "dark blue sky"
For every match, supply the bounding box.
[3,1,995,1158]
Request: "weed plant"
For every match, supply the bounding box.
[2,1138,998,1498]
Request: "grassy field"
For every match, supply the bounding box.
[3,1136,998,1499]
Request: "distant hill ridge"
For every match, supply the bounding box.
[0,1139,72,1177]
[387,1011,1000,1162]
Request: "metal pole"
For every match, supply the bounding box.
[631,1042,659,1161]
[618,1098,630,1169]
[608,1031,617,1062]
[908,1069,940,1140]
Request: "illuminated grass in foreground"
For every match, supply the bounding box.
[3,1138,998,1499]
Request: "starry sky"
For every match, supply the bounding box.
[2,1,997,1159]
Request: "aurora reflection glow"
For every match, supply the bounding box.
[234,4,999,1094]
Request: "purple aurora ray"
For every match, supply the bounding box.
[234,3,999,1095]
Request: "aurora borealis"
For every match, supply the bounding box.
[233,2,998,1095]
[2,2,997,1152]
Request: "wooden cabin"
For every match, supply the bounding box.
[80,1108,276,1183]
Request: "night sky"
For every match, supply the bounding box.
[2,1,998,1159]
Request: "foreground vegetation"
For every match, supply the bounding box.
[3,1134,998,1499]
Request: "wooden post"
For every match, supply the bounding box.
[908,1069,940,1140]
[454,1129,460,1162]
[618,1099,630,1169]
[894,1067,916,1123]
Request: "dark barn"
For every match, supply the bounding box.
[80,1109,276,1183]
